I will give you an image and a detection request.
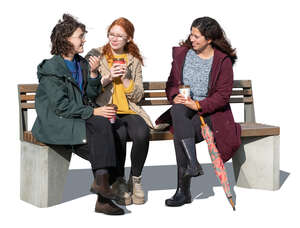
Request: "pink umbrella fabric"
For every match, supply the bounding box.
[200,116,235,211]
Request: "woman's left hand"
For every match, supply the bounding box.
[184,97,198,111]
[89,56,101,78]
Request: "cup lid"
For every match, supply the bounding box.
[179,85,190,88]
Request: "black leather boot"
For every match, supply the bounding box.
[181,138,204,177]
[165,167,192,207]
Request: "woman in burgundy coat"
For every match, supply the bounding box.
[156,17,241,207]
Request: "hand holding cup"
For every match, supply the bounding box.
[111,58,126,80]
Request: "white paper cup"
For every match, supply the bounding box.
[179,86,190,99]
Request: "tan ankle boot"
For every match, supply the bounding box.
[128,175,145,205]
[112,177,132,206]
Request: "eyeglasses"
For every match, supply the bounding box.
[108,33,127,41]
[71,34,86,40]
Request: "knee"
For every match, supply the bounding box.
[170,104,186,117]
[135,125,150,141]
[130,117,149,142]
[87,115,112,133]
[92,116,111,127]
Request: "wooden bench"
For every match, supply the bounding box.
[18,80,280,207]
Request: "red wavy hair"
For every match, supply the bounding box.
[102,17,144,65]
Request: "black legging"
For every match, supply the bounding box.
[114,114,150,177]
[170,104,213,169]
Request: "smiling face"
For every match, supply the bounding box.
[108,25,130,54]
[67,27,86,55]
[189,27,211,53]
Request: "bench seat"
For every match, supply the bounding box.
[23,122,280,145]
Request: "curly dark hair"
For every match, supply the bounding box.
[181,17,237,64]
[50,14,87,56]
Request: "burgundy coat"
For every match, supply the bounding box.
[156,46,241,162]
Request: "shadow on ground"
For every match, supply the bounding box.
[62,163,289,204]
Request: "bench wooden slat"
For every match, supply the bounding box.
[149,130,174,141]
[22,122,279,145]
[138,99,170,106]
[139,97,253,105]
[23,131,45,146]
[144,90,252,97]
[21,103,35,109]
[231,89,252,96]
[18,84,38,93]
[240,123,280,137]
[18,90,252,98]
[233,80,251,88]
[229,97,253,104]
[142,80,252,91]
[20,95,35,101]
[143,81,166,90]
[19,94,253,106]
[144,92,166,98]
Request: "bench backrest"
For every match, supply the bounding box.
[18,80,255,141]
[138,80,255,122]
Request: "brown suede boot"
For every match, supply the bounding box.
[95,195,124,215]
[90,173,117,200]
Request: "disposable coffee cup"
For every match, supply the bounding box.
[113,58,125,65]
[179,85,190,99]
[112,58,126,80]
[106,104,118,124]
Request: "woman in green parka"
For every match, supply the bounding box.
[32,14,124,215]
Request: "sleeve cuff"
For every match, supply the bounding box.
[88,74,101,86]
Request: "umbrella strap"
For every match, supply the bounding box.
[200,116,206,126]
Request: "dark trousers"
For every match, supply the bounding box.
[73,115,117,171]
[73,114,149,179]
[170,104,213,169]
[115,114,150,177]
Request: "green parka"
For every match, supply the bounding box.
[32,54,102,145]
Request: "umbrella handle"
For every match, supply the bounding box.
[200,116,206,126]
[228,197,236,211]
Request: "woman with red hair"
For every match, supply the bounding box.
[86,17,152,206]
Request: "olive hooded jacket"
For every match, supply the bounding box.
[32,54,102,145]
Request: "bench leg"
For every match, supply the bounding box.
[20,142,72,207]
[232,135,280,190]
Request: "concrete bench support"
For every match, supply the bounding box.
[232,135,280,190]
[20,142,72,207]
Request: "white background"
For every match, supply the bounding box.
[1,0,299,227]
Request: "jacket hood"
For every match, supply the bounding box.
[37,55,70,81]
[37,54,87,81]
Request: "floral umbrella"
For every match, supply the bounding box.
[200,116,236,211]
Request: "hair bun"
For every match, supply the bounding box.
[62,14,74,22]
